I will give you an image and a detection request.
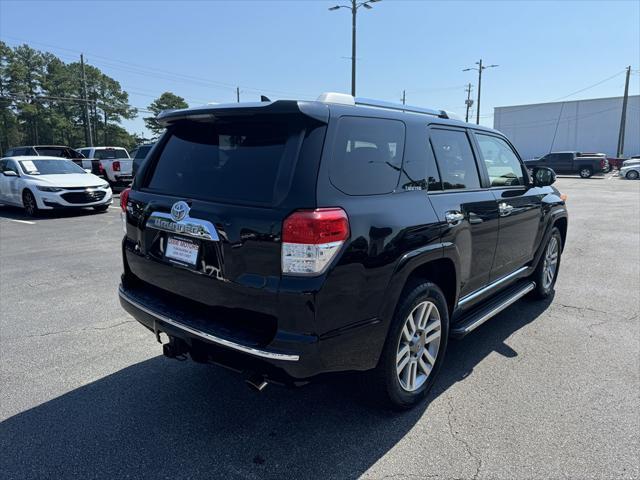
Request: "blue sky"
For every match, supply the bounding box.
[1,0,639,136]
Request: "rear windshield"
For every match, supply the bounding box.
[134,145,152,159]
[34,147,84,159]
[94,148,129,159]
[145,119,301,205]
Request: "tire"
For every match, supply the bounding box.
[93,204,109,212]
[22,189,39,217]
[531,227,562,299]
[371,281,449,409]
[579,167,592,178]
[626,170,639,180]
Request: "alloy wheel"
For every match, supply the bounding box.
[542,236,559,289]
[396,300,442,392]
[24,192,36,216]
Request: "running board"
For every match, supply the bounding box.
[450,281,536,338]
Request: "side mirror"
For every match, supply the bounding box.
[532,166,556,187]
[2,170,18,177]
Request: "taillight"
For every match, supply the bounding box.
[113,161,121,172]
[282,208,349,275]
[120,187,130,212]
[98,163,105,174]
[600,159,606,168]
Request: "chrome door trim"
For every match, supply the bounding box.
[457,282,536,335]
[119,286,300,362]
[146,211,219,241]
[458,266,528,307]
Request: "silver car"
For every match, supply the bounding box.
[620,161,640,180]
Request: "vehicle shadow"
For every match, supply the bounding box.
[0,296,553,480]
[0,204,112,221]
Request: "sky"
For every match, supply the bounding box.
[1,0,639,137]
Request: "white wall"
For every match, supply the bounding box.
[493,96,640,159]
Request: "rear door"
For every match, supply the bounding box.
[472,131,543,281]
[427,126,500,298]
[124,110,326,309]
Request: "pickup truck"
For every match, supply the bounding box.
[76,147,133,186]
[524,151,606,178]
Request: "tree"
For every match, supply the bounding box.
[144,92,188,137]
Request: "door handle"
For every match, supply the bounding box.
[445,211,465,226]
[499,202,514,217]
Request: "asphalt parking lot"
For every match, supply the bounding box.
[1,176,638,480]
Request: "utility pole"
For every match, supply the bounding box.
[80,54,93,147]
[463,59,498,125]
[402,90,406,105]
[616,65,631,157]
[236,87,240,103]
[464,83,474,123]
[329,0,380,97]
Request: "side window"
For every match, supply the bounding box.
[429,129,480,190]
[0,160,6,171]
[330,116,405,195]
[5,160,19,174]
[475,134,524,187]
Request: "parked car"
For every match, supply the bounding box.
[130,143,154,177]
[0,156,112,216]
[76,147,133,186]
[524,151,606,178]
[4,145,85,160]
[619,162,640,180]
[622,155,640,167]
[118,93,568,408]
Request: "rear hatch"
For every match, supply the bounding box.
[122,101,328,343]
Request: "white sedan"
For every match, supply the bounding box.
[0,156,112,216]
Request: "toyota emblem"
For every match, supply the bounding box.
[170,201,190,222]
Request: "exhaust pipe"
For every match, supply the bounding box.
[245,373,269,392]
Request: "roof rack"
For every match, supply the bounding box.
[355,97,449,119]
[315,92,449,119]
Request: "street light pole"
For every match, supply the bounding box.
[463,59,498,125]
[330,0,380,97]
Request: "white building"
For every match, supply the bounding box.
[493,95,639,159]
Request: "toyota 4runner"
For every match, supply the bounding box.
[118,93,568,408]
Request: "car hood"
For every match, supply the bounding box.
[25,173,108,188]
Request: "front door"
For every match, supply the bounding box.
[473,132,544,281]
[427,126,500,298]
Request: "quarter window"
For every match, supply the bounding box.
[475,134,524,187]
[330,117,405,195]
[429,129,480,190]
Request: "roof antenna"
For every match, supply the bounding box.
[260,95,271,102]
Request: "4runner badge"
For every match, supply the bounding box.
[171,201,189,222]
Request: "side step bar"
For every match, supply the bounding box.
[450,281,536,338]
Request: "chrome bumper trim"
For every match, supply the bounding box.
[119,286,299,362]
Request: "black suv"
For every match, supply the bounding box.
[119,93,567,408]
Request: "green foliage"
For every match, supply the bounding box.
[144,91,188,137]
[0,41,142,153]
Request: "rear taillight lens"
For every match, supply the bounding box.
[98,163,105,174]
[282,208,349,275]
[113,161,121,172]
[120,187,130,212]
[600,159,606,168]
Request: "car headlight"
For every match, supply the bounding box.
[36,186,63,192]
[99,183,110,189]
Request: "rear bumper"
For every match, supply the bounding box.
[118,281,386,381]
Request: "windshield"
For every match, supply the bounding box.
[19,159,87,175]
[94,148,129,159]
[34,147,84,159]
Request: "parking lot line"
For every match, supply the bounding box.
[7,219,35,225]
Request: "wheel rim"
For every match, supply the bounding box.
[628,171,638,180]
[542,236,559,289]
[580,169,590,177]
[24,193,35,215]
[396,300,442,392]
